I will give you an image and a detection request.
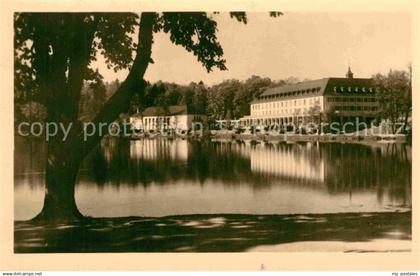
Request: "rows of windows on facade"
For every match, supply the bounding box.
[242,67,379,125]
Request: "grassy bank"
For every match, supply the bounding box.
[14,211,411,253]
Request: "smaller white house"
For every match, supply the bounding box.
[129,105,206,131]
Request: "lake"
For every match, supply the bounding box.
[14,137,412,220]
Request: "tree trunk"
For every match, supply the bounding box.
[32,12,156,223]
[33,139,83,222]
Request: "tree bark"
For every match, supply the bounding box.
[33,12,156,222]
[81,12,156,156]
[34,138,83,222]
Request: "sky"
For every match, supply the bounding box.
[94,12,412,85]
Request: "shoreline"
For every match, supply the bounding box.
[15,211,411,253]
[14,132,411,145]
[125,131,410,144]
[211,132,410,144]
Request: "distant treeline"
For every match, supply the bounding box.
[77,75,302,123]
[15,68,412,135]
[17,75,301,124]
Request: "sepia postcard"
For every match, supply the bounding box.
[0,0,419,272]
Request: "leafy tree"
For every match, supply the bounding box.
[373,67,412,133]
[235,75,272,116]
[162,83,182,107]
[79,70,108,121]
[133,76,274,122]
[187,81,208,114]
[307,105,322,122]
[14,12,281,221]
[207,80,237,120]
[19,101,48,123]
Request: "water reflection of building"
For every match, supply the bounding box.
[245,142,410,202]
[321,143,412,196]
[96,138,410,204]
[249,143,325,183]
[129,139,189,161]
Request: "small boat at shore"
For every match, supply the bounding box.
[130,133,145,140]
[128,128,145,140]
[146,130,159,139]
[176,129,189,139]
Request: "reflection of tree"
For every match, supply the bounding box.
[79,138,411,206]
[322,143,411,204]
[16,137,411,206]
[82,138,274,189]
[14,136,47,190]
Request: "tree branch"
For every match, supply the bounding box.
[66,15,100,120]
[74,12,156,161]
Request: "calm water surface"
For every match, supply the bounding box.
[14,138,412,220]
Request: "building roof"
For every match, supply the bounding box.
[252,77,374,104]
[132,105,200,117]
[258,78,329,99]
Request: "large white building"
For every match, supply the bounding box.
[241,69,379,126]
